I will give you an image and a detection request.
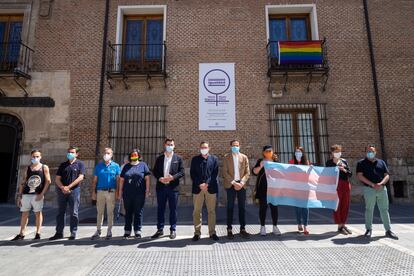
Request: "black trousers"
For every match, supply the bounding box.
[259,199,278,226]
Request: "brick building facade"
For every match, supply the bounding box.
[0,0,413,207]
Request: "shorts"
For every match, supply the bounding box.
[20,194,44,212]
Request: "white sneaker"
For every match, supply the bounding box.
[273,226,281,236]
[260,226,266,236]
[91,230,101,240]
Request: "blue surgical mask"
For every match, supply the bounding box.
[165,145,174,152]
[367,152,376,159]
[31,157,40,165]
[231,146,240,153]
[295,151,303,160]
[67,152,76,161]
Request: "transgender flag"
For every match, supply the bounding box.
[264,162,339,210]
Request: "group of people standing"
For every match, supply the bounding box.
[11,140,398,241]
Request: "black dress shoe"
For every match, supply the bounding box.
[68,235,76,241]
[49,233,64,241]
[33,233,41,240]
[364,229,372,238]
[123,233,131,239]
[151,230,164,239]
[11,234,24,241]
[169,231,176,239]
[210,234,219,241]
[240,230,251,239]
[192,234,200,241]
[386,230,399,240]
[227,230,234,239]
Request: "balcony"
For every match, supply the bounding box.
[0,41,34,96]
[266,39,329,92]
[106,42,167,89]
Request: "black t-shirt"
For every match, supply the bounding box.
[56,159,86,189]
[252,158,277,200]
[120,162,151,196]
[23,165,45,195]
[356,158,389,184]
[326,158,352,181]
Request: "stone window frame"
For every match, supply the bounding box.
[265,4,320,41]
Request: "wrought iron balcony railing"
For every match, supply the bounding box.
[267,39,329,75]
[0,41,34,79]
[106,42,166,76]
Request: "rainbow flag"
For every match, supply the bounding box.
[264,162,339,210]
[278,41,323,65]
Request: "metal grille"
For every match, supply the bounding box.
[109,106,166,167]
[269,104,329,165]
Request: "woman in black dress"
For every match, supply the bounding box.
[252,145,281,236]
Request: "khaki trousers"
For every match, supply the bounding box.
[96,190,116,232]
[193,190,217,235]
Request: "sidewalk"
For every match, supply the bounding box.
[0,204,413,275]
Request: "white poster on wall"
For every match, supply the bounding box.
[199,63,236,130]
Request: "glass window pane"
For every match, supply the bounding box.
[297,113,316,164]
[145,19,163,60]
[124,20,142,61]
[290,18,308,41]
[275,113,294,163]
[7,22,22,63]
[269,18,287,58]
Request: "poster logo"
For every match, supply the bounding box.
[203,69,230,106]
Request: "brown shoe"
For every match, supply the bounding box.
[227,230,234,239]
[240,229,250,239]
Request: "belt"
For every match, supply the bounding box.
[97,188,115,192]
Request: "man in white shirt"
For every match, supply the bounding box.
[223,140,251,239]
[151,138,185,239]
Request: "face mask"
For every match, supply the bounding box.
[263,151,273,159]
[130,161,139,165]
[200,149,209,155]
[231,146,240,154]
[165,145,174,152]
[295,151,303,161]
[67,152,76,161]
[31,157,40,165]
[333,152,342,159]
[367,152,376,159]
[103,154,112,162]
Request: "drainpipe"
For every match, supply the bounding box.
[362,0,392,202]
[95,0,110,165]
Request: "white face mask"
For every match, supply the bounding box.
[295,151,303,160]
[130,161,139,165]
[333,152,342,159]
[200,149,209,155]
[103,154,112,162]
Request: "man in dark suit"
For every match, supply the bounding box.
[151,138,185,239]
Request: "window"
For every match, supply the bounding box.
[269,15,310,41]
[393,181,408,198]
[0,15,23,71]
[122,15,163,72]
[109,106,166,167]
[269,104,329,165]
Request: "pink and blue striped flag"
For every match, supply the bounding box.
[264,162,339,210]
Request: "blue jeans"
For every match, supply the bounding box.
[295,207,309,226]
[226,187,246,230]
[156,188,179,231]
[123,193,145,233]
[56,187,80,235]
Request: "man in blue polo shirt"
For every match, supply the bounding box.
[357,145,398,240]
[49,146,86,240]
[91,147,121,240]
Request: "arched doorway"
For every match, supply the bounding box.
[0,113,23,203]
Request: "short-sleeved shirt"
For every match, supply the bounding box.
[120,162,151,196]
[94,161,121,190]
[56,159,86,190]
[356,158,389,184]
